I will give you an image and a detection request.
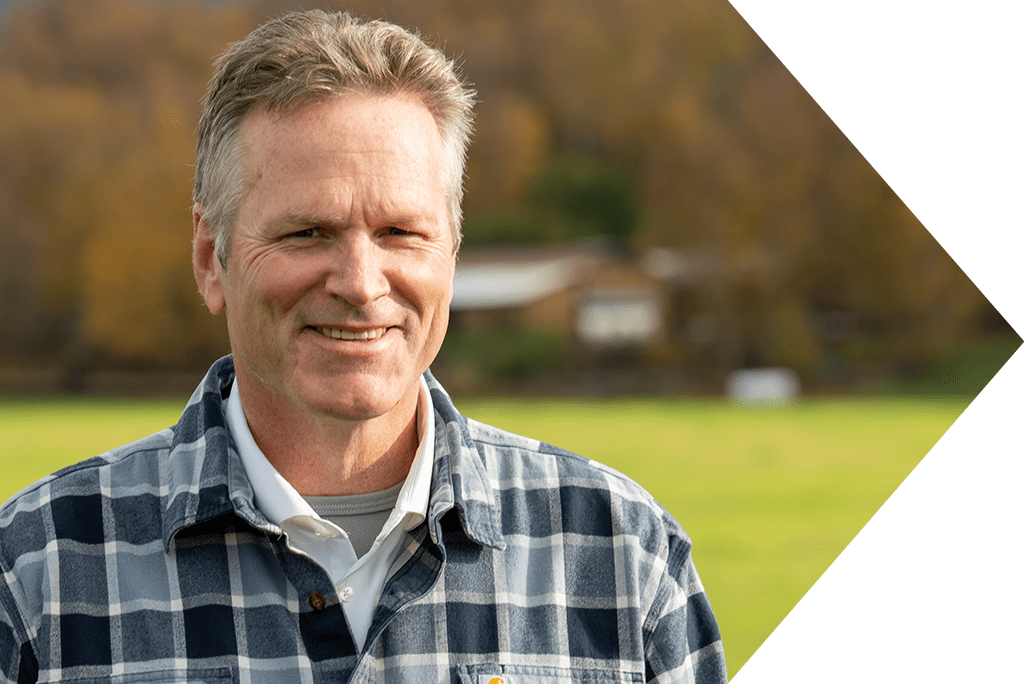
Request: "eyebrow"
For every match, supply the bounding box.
[267,210,438,232]
[267,213,345,231]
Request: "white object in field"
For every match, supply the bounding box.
[725,367,801,404]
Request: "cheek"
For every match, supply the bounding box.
[429,304,450,343]
[394,261,452,349]
[393,251,453,304]
[237,255,321,313]
[419,268,454,323]
[422,274,453,355]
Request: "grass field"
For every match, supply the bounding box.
[0,394,969,678]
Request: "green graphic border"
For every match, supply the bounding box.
[729,1,1024,684]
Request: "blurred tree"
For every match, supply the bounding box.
[527,156,639,242]
[463,155,639,246]
[0,0,1003,386]
[0,0,249,372]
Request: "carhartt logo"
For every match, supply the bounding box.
[476,675,509,684]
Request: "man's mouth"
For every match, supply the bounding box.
[310,326,388,341]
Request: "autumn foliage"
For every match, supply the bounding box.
[0,0,1002,388]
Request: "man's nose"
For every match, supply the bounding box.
[324,233,390,307]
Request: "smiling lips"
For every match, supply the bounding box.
[311,326,388,341]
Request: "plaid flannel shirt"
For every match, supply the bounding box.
[0,356,727,683]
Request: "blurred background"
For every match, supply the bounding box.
[0,0,1019,677]
[0,0,1017,396]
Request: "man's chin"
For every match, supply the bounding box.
[300,376,416,424]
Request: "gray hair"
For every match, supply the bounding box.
[193,10,475,265]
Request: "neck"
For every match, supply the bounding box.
[237,378,421,497]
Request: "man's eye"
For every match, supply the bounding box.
[385,226,411,237]
[289,228,322,239]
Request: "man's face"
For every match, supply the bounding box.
[195,92,455,422]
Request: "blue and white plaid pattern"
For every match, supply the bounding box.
[0,356,726,683]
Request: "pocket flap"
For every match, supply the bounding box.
[59,668,234,684]
[459,664,642,684]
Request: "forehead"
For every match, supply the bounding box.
[244,92,441,165]
[237,92,448,217]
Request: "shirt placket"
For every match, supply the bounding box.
[273,536,361,675]
[351,524,447,678]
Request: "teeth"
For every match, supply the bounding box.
[318,327,385,341]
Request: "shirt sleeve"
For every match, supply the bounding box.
[0,567,35,684]
[643,535,728,683]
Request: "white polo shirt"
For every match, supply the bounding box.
[224,379,434,651]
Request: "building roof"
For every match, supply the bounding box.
[450,240,616,311]
[451,256,588,310]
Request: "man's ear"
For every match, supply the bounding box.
[192,204,226,315]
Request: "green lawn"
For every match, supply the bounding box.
[0,395,969,678]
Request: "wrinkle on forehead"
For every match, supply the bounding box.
[236,93,450,235]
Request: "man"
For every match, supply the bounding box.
[0,11,726,683]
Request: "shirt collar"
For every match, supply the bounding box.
[225,377,434,534]
[162,357,504,552]
[422,372,506,550]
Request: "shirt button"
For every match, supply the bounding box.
[339,585,354,602]
[308,592,326,611]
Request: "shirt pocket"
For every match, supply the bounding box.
[457,664,643,684]
[58,668,234,684]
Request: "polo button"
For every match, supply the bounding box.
[339,585,354,602]
[308,592,326,611]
